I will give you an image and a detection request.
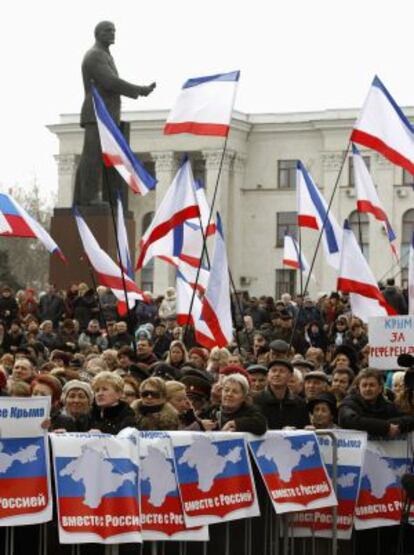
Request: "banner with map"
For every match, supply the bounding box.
[248,430,337,514]
[50,429,142,544]
[171,431,259,526]
[354,436,410,530]
[292,430,367,539]
[139,431,208,541]
[0,396,52,526]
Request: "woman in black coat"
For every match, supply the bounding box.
[214,373,267,435]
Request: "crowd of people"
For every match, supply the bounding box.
[0,277,412,440]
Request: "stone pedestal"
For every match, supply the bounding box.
[49,206,136,290]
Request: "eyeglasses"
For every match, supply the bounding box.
[141,390,161,399]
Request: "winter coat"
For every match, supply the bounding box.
[383,286,407,315]
[72,293,99,331]
[0,296,19,327]
[39,293,65,327]
[132,400,180,431]
[158,297,177,320]
[339,391,414,437]
[78,331,108,352]
[216,402,267,435]
[254,387,310,430]
[88,401,137,434]
[51,411,91,432]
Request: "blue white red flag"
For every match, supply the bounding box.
[249,431,336,515]
[296,162,342,270]
[351,76,414,175]
[409,232,414,314]
[75,209,147,310]
[116,193,134,279]
[164,71,240,137]
[136,158,200,269]
[337,220,396,321]
[0,192,66,262]
[139,431,208,541]
[176,271,216,349]
[201,214,233,348]
[92,86,157,195]
[283,233,314,280]
[0,397,52,526]
[171,432,259,526]
[51,429,142,544]
[352,144,399,260]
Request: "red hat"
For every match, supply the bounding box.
[189,347,209,362]
[31,374,62,405]
[219,364,252,384]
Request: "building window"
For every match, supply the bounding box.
[401,209,414,287]
[277,160,298,190]
[275,269,296,299]
[349,155,370,187]
[348,211,370,260]
[402,169,414,187]
[141,212,155,292]
[276,212,297,247]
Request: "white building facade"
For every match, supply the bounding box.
[49,107,414,298]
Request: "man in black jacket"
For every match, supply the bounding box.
[339,368,414,437]
[254,359,309,429]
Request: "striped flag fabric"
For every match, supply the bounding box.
[409,233,414,314]
[337,220,396,322]
[282,233,314,279]
[351,76,414,175]
[136,158,200,270]
[352,143,399,260]
[296,161,342,270]
[0,192,66,262]
[92,85,157,195]
[176,271,216,349]
[74,209,147,310]
[201,214,233,347]
[164,71,240,137]
[116,193,134,279]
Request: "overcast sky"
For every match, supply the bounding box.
[1,0,414,197]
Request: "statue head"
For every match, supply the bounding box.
[94,21,115,47]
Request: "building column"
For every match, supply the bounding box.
[227,153,247,284]
[150,151,179,295]
[54,154,77,207]
[202,148,235,232]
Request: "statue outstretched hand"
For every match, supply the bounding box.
[139,82,156,96]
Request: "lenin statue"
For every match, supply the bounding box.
[74,21,156,206]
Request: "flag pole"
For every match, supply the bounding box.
[289,142,350,351]
[80,254,111,343]
[183,135,229,342]
[357,211,364,254]
[298,227,304,297]
[102,168,137,354]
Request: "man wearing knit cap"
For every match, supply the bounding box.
[254,359,309,429]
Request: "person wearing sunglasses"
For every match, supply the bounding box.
[132,377,179,431]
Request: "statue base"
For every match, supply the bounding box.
[49,206,136,290]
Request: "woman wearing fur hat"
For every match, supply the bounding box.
[132,377,179,431]
[51,379,94,432]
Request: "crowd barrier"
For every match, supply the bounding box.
[0,397,412,555]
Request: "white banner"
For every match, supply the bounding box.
[0,397,52,526]
[354,436,410,530]
[248,430,336,514]
[368,315,414,369]
[292,430,367,539]
[139,431,208,541]
[50,429,142,544]
[171,431,259,526]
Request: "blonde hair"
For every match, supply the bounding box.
[165,380,186,400]
[140,377,167,398]
[91,371,124,393]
